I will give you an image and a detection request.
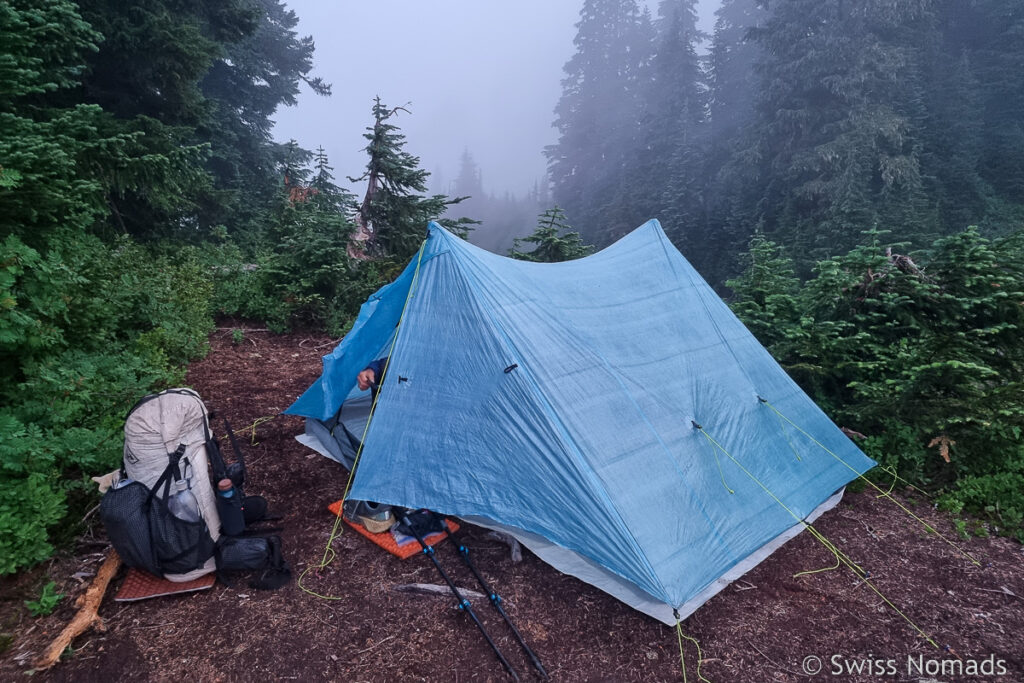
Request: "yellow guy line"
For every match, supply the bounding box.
[696,430,937,651]
[760,400,980,566]
[298,239,429,601]
[674,611,712,683]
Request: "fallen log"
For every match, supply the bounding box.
[394,583,486,602]
[34,548,121,670]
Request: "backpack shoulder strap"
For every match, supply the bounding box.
[223,418,246,472]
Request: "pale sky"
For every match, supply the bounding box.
[272,1,719,197]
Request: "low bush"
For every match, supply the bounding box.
[0,232,213,574]
[729,227,1024,540]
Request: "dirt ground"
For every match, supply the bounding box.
[1,326,1022,682]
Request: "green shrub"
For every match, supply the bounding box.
[939,467,1024,542]
[0,232,213,574]
[730,227,1024,540]
[24,581,64,617]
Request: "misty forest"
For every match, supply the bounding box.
[2,0,1023,581]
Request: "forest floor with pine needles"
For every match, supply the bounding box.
[1,324,1022,682]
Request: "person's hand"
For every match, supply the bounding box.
[357,368,376,391]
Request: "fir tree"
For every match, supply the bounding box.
[702,0,770,276]
[547,0,655,245]
[200,0,331,237]
[0,0,161,245]
[744,0,935,262]
[454,148,484,199]
[974,0,1024,207]
[644,0,708,248]
[350,98,474,261]
[63,0,329,240]
[509,207,593,262]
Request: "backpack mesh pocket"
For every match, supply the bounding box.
[148,496,215,575]
[100,482,160,575]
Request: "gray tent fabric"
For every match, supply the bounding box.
[463,489,844,625]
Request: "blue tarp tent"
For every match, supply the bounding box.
[286,219,875,624]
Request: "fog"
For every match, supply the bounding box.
[272,1,719,198]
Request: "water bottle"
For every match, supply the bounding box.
[216,478,245,536]
[168,488,201,523]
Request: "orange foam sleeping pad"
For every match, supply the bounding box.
[114,567,216,601]
[327,499,459,559]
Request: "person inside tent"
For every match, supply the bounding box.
[344,357,395,533]
[356,357,387,396]
[347,357,447,539]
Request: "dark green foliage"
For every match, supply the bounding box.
[63,0,329,240]
[352,98,475,263]
[260,193,359,335]
[725,233,801,352]
[0,0,223,572]
[206,101,474,337]
[644,0,707,247]
[509,207,593,263]
[550,0,1024,281]
[729,228,1024,538]
[744,0,935,261]
[197,0,331,237]
[1,233,213,573]
[0,0,342,574]
[0,0,125,246]
[547,0,655,246]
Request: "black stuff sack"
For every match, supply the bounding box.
[215,536,291,590]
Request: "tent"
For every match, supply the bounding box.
[286,219,875,625]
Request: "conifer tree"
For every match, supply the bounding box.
[643,0,707,248]
[547,0,655,245]
[350,99,473,261]
[454,148,484,199]
[974,0,1024,208]
[706,0,767,148]
[743,0,935,262]
[200,0,331,237]
[0,0,166,245]
[699,0,771,284]
[509,207,593,262]
[64,0,328,240]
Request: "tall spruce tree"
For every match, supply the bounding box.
[707,0,768,149]
[350,99,473,262]
[700,0,771,283]
[199,0,331,239]
[974,0,1024,210]
[547,0,655,245]
[643,0,707,251]
[454,148,484,199]
[0,0,185,246]
[64,0,328,240]
[744,0,935,264]
[920,48,987,233]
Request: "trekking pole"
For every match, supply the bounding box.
[398,511,520,682]
[430,512,549,680]
[428,511,548,679]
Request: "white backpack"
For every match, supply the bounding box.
[101,389,221,581]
